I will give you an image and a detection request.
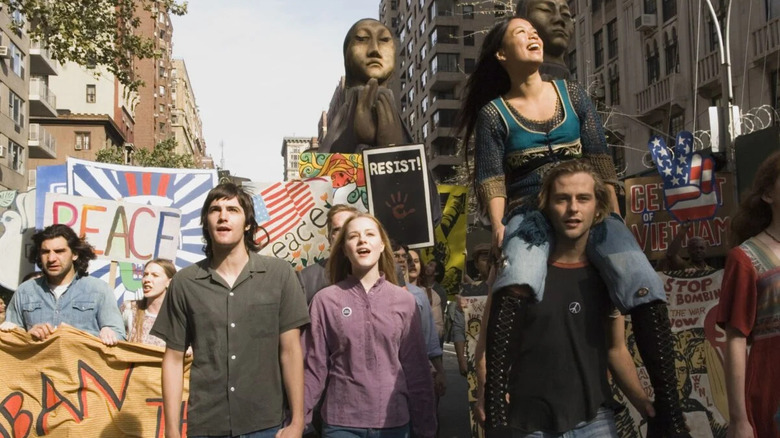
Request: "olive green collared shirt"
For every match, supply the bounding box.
[152,252,309,437]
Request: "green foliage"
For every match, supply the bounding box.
[1,0,187,92]
[96,138,195,169]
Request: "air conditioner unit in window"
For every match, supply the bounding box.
[0,46,9,58]
[634,14,657,31]
[75,143,82,150]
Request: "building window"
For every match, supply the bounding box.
[421,69,428,88]
[644,0,657,14]
[463,30,474,46]
[421,95,429,114]
[593,29,604,68]
[609,72,620,106]
[646,42,660,84]
[8,91,24,128]
[494,2,508,17]
[10,43,24,78]
[662,0,677,21]
[408,87,415,104]
[431,53,458,74]
[607,20,618,59]
[464,58,476,74]
[11,9,23,36]
[669,113,684,138]
[430,0,456,17]
[171,114,178,124]
[419,18,426,37]
[566,50,577,80]
[86,84,96,103]
[422,122,429,139]
[462,4,474,18]
[9,139,22,172]
[768,0,780,19]
[158,85,165,96]
[664,29,679,74]
[432,109,457,128]
[75,132,91,150]
[593,0,601,12]
[430,25,458,46]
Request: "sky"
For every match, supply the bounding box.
[170,0,380,181]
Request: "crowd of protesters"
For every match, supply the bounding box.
[0,3,778,438]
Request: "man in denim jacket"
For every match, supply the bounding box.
[1,224,125,345]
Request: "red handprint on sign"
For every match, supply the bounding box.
[385,191,416,219]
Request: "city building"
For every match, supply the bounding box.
[0,9,33,191]
[570,0,780,177]
[27,62,136,186]
[133,5,175,150]
[281,137,316,181]
[171,59,210,168]
[379,0,498,182]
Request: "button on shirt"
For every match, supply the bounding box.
[6,275,126,339]
[303,276,436,438]
[151,253,310,437]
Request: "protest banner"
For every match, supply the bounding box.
[462,296,487,438]
[0,189,36,291]
[624,173,735,260]
[34,159,220,302]
[43,193,182,264]
[0,325,191,437]
[299,152,367,211]
[244,178,333,271]
[363,144,434,248]
[616,270,728,438]
[421,185,467,296]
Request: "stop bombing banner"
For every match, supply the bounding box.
[0,326,191,437]
[624,174,736,260]
[461,270,728,438]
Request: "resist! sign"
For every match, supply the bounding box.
[43,193,181,263]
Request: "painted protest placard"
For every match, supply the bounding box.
[299,152,367,211]
[463,296,487,438]
[244,178,333,271]
[363,144,433,248]
[624,173,735,260]
[615,270,728,438]
[0,189,36,291]
[43,193,182,264]
[0,325,191,437]
[421,185,467,296]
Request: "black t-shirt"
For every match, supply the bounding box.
[508,262,615,433]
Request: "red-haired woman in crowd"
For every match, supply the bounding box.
[718,151,780,438]
[303,213,436,438]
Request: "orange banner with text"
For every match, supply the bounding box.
[0,326,190,437]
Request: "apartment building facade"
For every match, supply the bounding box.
[0,9,33,191]
[379,0,499,182]
[171,59,210,168]
[282,137,316,181]
[569,0,780,177]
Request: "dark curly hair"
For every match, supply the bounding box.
[28,224,96,276]
[200,183,260,258]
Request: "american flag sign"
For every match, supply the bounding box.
[251,181,315,248]
[647,131,719,222]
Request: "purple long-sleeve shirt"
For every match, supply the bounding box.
[303,275,437,437]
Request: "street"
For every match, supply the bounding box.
[438,342,473,438]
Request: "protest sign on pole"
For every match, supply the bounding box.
[43,193,182,264]
[363,144,434,248]
[624,173,736,260]
[299,152,367,211]
[421,185,467,296]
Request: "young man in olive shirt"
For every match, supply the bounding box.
[152,183,310,438]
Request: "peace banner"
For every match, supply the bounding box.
[0,326,191,437]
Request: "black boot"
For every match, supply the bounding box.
[630,301,691,438]
[484,289,523,430]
